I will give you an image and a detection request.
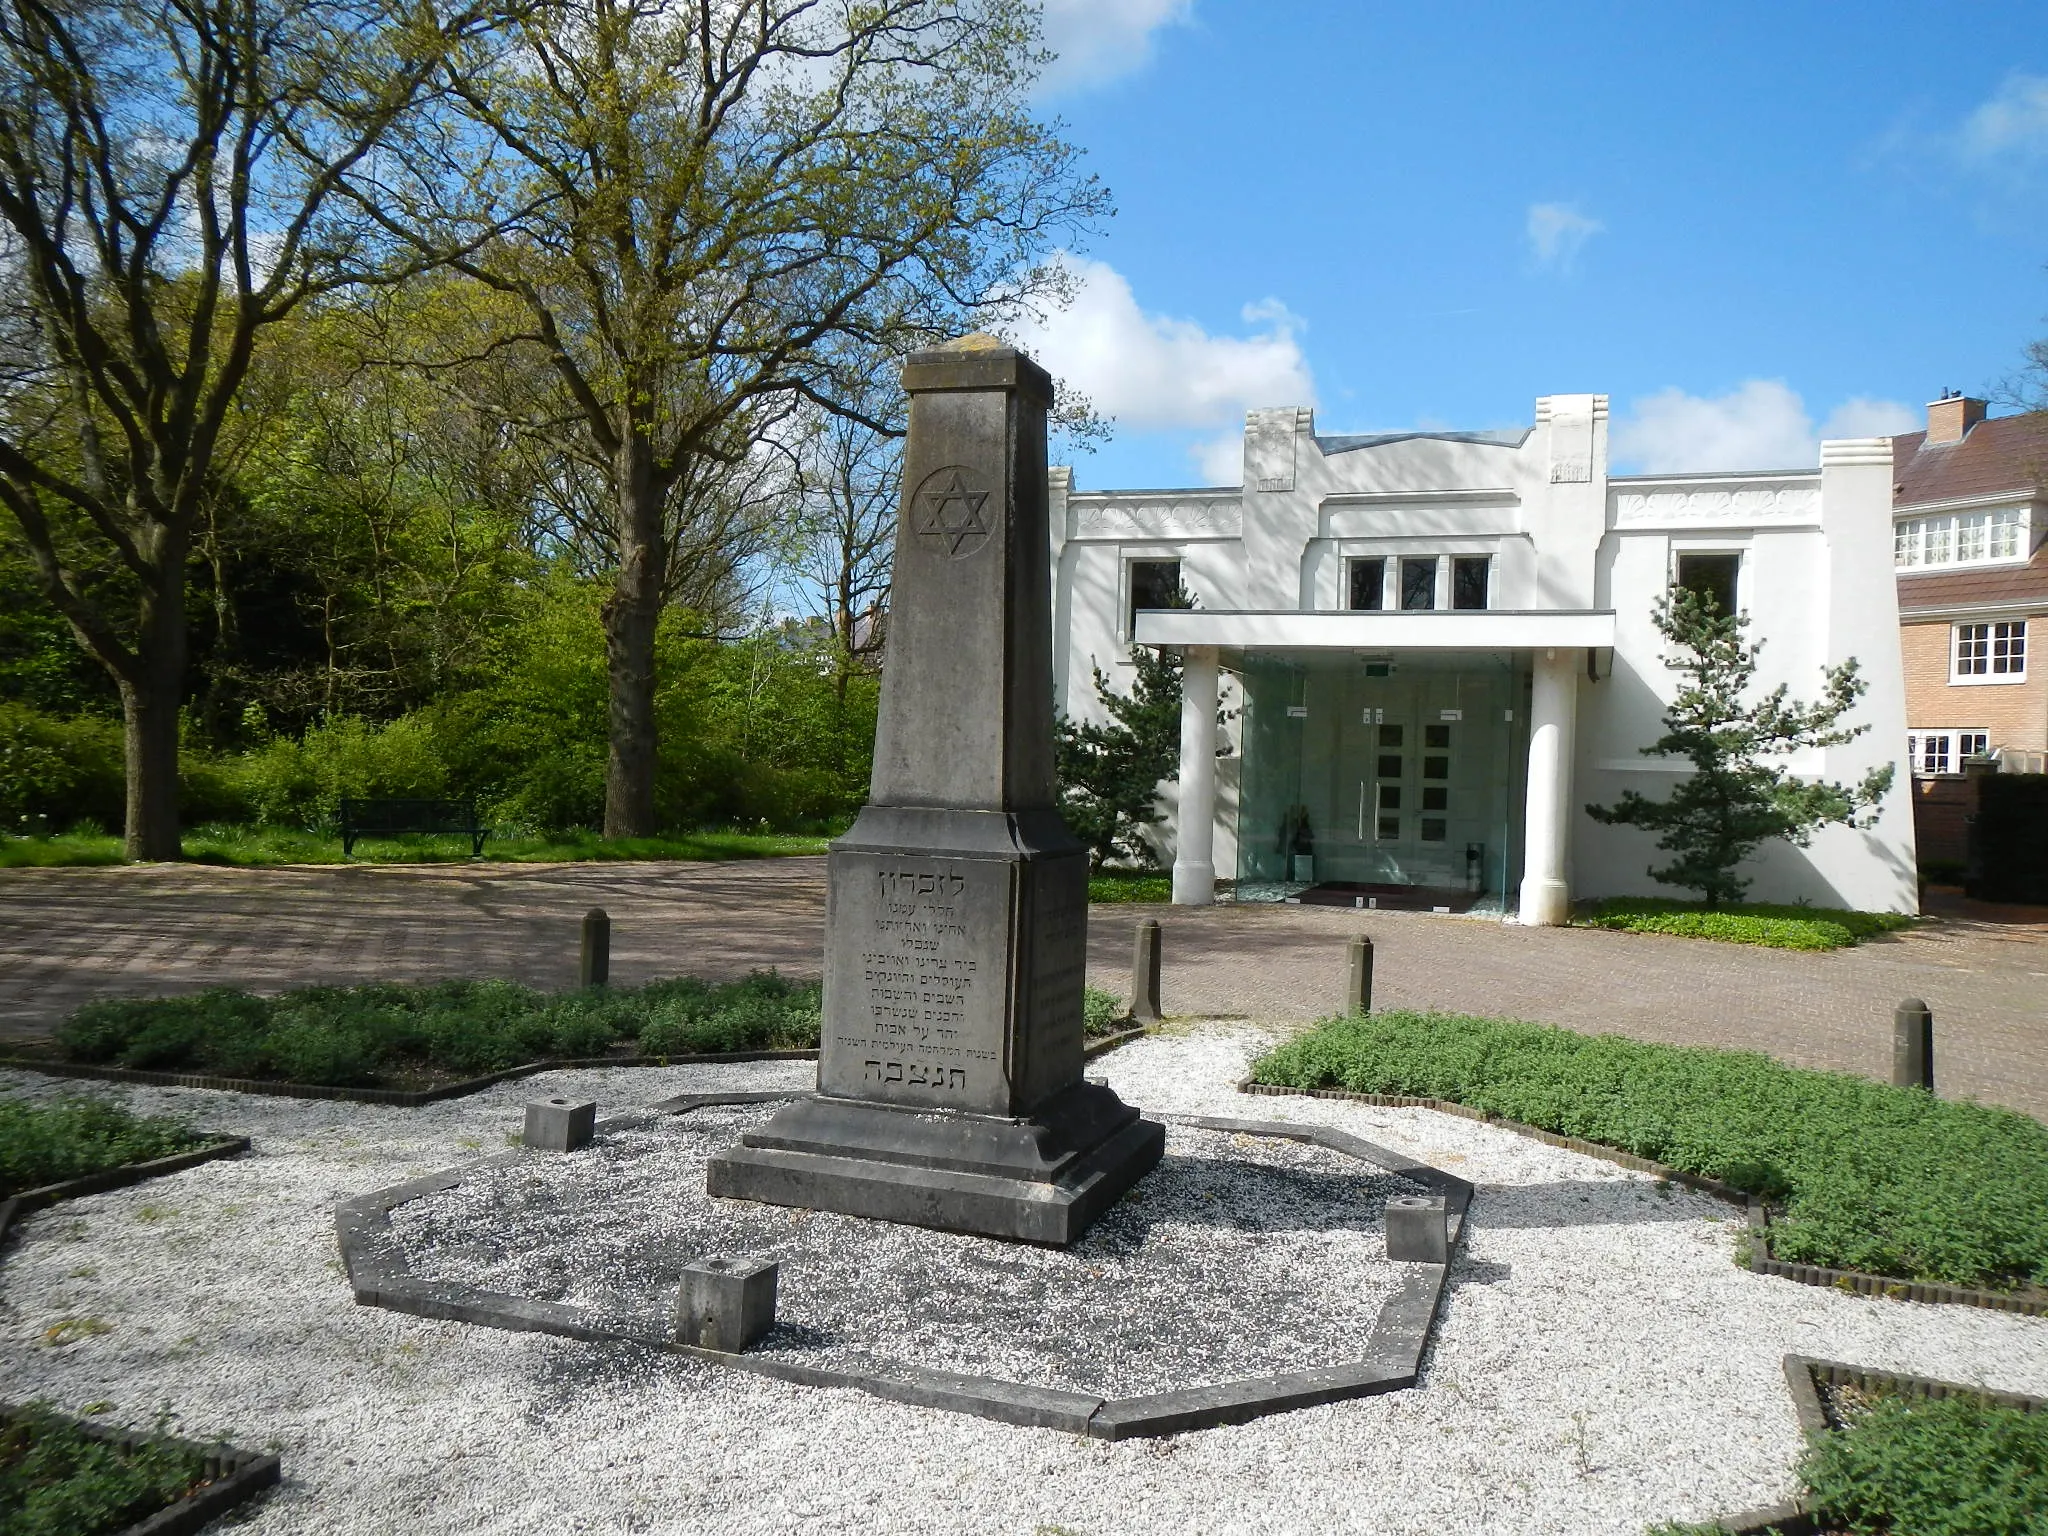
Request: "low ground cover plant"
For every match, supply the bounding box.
[1253,1011,2048,1290]
[0,1097,208,1199]
[1083,986,1126,1036]
[0,1405,211,1536]
[1649,1389,2048,1536]
[1575,896,1913,951]
[50,973,823,1089]
[1087,869,1172,904]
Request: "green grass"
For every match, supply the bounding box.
[47,973,822,1090]
[1252,1010,2048,1290]
[0,1097,209,1200]
[1648,1390,2048,1536]
[1575,896,1915,951]
[0,823,831,868]
[0,1406,212,1536]
[1083,986,1128,1037]
[1087,868,1172,903]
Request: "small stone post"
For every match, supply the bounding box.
[1346,934,1374,1016]
[580,907,610,988]
[1132,918,1163,1024]
[1893,998,1934,1092]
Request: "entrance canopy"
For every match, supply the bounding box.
[1132,608,1616,652]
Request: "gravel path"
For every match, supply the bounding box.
[4,1028,2046,1535]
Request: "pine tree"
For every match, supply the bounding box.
[1054,645,1184,869]
[1585,587,1895,906]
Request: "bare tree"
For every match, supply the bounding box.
[382,0,1107,835]
[0,0,505,856]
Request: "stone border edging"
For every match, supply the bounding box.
[0,1049,820,1107]
[1081,1025,1147,1059]
[336,1094,1474,1439]
[1706,1354,2048,1536]
[0,1137,249,1254]
[0,1401,279,1535]
[1238,1078,2048,1317]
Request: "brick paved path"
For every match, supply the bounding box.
[3,858,2045,1120]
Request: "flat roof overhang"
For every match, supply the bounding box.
[1131,608,1618,651]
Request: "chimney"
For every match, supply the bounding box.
[1926,394,1987,445]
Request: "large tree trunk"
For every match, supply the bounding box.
[121,554,188,861]
[601,444,668,837]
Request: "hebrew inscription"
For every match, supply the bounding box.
[821,853,1011,1112]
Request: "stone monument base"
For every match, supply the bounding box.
[706,1082,1165,1246]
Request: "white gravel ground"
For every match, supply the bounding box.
[389,1104,1418,1396]
[3,1024,2046,1536]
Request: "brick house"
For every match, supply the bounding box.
[1892,396,2048,865]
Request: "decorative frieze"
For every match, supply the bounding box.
[1613,484,1819,526]
[1070,497,1244,540]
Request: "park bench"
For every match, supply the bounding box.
[339,798,489,858]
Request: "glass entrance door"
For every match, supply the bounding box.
[1235,651,1526,905]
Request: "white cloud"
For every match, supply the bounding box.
[1526,202,1603,272]
[1611,380,1919,473]
[1958,73,2048,162]
[1013,255,1316,479]
[1035,0,1193,94]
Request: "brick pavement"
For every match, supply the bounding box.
[2,858,2044,1121]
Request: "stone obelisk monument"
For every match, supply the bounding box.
[708,337,1163,1244]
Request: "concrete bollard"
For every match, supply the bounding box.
[1346,934,1374,1016]
[676,1256,778,1351]
[523,1097,597,1151]
[1131,918,1163,1023]
[580,907,610,988]
[1893,998,1934,1092]
[1385,1194,1449,1263]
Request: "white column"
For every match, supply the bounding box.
[1172,646,1219,905]
[1518,647,1579,926]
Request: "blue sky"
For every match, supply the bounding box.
[1014,1,2048,488]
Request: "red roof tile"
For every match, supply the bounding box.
[1891,412,2048,508]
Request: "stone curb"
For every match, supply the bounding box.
[336,1095,1472,1439]
[0,1137,250,1255]
[1239,1078,2048,1317]
[0,1050,821,1107]
[0,1401,280,1535]
[1704,1354,2048,1535]
[1081,1024,1147,1060]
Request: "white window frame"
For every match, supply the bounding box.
[1895,504,2032,570]
[1119,552,1184,643]
[1950,619,2028,684]
[1907,729,1991,777]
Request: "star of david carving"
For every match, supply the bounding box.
[914,467,992,557]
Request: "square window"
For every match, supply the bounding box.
[1348,558,1385,611]
[1960,731,1990,759]
[1423,755,1449,779]
[1421,818,1447,842]
[1955,621,2026,681]
[1425,724,1451,749]
[1377,754,1402,778]
[1127,560,1182,634]
[1675,552,1740,616]
[1422,786,1448,811]
[1400,557,1437,611]
[1377,815,1401,839]
[1378,785,1402,810]
[1452,555,1490,610]
[1378,724,1404,748]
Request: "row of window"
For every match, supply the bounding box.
[1907,730,1991,776]
[1895,507,2028,570]
[1346,555,1491,612]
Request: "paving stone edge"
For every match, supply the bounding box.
[334,1096,1472,1438]
[0,1400,279,1536]
[1237,1078,2048,1317]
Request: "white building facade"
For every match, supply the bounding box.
[1050,396,1918,922]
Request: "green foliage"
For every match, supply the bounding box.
[0,706,125,834]
[0,1407,210,1536]
[54,973,823,1087]
[0,1097,208,1200]
[1083,986,1127,1037]
[1577,897,1913,951]
[1801,1391,2048,1536]
[1087,870,1172,903]
[0,824,830,868]
[1585,587,1894,906]
[1252,1010,2048,1289]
